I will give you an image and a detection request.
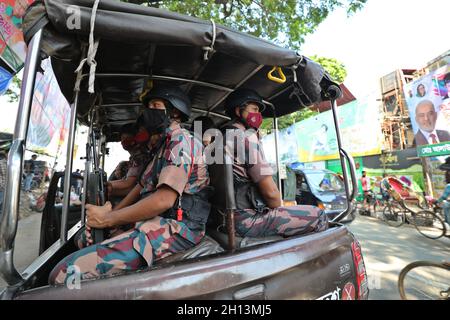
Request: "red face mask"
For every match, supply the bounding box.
[134,130,150,144]
[244,112,263,129]
[121,137,136,151]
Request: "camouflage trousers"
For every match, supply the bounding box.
[234,205,328,238]
[49,216,205,285]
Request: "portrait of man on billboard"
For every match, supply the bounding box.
[413,99,450,146]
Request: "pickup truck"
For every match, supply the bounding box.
[0,0,368,300]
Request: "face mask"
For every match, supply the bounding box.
[243,112,263,129]
[121,137,136,151]
[141,109,169,135]
[135,130,150,144]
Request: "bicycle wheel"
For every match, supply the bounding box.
[383,203,405,227]
[412,210,446,240]
[398,261,450,300]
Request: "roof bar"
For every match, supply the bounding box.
[83,73,235,93]
[208,65,265,112]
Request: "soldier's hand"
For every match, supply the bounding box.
[85,225,94,246]
[86,201,113,229]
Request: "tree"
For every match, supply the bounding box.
[5,75,21,103]
[122,0,367,49]
[310,55,347,84]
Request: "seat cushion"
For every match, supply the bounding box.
[154,235,224,265]
[208,228,283,249]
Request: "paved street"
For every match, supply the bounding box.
[347,212,450,300]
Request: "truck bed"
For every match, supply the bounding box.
[14,225,368,300]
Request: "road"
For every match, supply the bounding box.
[347,212,450,300]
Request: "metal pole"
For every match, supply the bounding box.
[331,99,351,192]
[266,102,283,201]
[60,92,80,242]
[273,116,283,201]
[0,30,42,285]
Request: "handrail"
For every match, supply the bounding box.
[0,30,42,285]
[267,66,286,84]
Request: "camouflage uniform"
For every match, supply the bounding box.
[126,146,151,179]
[49,122,210,285]
[225,120,328,238]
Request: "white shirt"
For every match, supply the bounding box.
[419,129,440,144]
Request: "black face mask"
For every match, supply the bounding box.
[141,109,169,135]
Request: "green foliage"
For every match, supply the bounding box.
[310,55,347,84]
[4,75,21,103]
[122,0,367,49]
[261,107,319,132]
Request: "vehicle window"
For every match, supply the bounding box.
[296,174,310,192]
[306,172,345,193]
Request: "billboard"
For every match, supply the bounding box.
[0,0,34,72]
[403,64,450,156]
[294,97,383,162]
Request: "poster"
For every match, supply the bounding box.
[0,64,12,93]
[294,97,382,162]
[261,125,298,165]
[0,0,34,72]
[403,64,450,155]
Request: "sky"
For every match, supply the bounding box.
[301,0,450,99]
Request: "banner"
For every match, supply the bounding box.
[0,0,34,72]
[294,97,382,162]
[0,64,12,93]
[26,59,71,157]
[362,149,425,193]
[261,126,298,164]
[403,64,450,154]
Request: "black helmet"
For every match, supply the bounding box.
[141,84,191,121]
[439,156,450,171]
[224,88,266,118]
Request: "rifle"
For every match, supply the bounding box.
[83,110,108,244]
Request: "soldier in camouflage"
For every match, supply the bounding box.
[49,84,211,285]
[221,88,328,238]
[106,123,150,198]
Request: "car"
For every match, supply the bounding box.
[294,169,348,221]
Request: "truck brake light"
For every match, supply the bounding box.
[351,240,369,300]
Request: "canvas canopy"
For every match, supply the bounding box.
[22,0,340,140]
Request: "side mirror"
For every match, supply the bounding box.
[301,183,309,191]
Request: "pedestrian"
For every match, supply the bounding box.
[24,154,37,192]
[360,171,371,214]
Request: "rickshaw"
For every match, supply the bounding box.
[0,0,367,300]
[381,176,446,239]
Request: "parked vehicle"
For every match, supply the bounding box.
[294,169,348,221]
[0,0,367,300]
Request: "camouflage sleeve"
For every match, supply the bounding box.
[245,131,273,183]
[126,163,143,178]
[156,133,192,196]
